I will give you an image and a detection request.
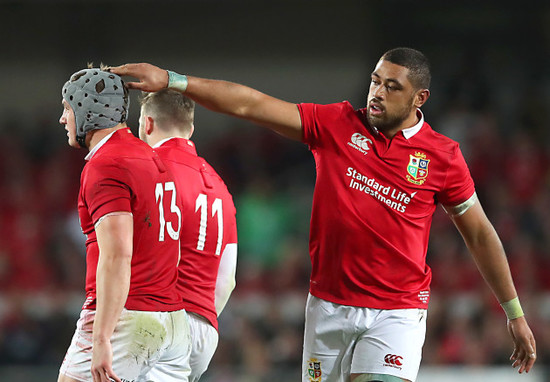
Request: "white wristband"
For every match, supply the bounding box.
[167,70,188,92]
[500,297,524,320]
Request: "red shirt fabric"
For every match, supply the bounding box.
[154,138,237,330]
[299,102,475,309]
[78,128,185,312]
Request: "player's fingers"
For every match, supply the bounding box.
[510,343,519,361]
[524,351,537,373]
[108,64,135,76]
[106,368,122,382]
[515,345,535,373]
[511,344,525,367]
[124,81,146,90]
[520,340,537,373]
[91,367,101,382]
[519,356,535,374]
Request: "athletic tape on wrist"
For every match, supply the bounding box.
[167,70,188,92]
[501,297,524,320]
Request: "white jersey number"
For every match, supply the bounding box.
[195,193,224,255]
[155,182,182,241]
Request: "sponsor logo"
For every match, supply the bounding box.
[347,133,372,155]
[384,354,404,370]
[346,167,413,213]
[418,290,430,304]
[82,296,94,309]
[406,151,430,185]
[307,359,322,381]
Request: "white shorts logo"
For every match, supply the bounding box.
[384,353,404,369]
[348,133,372,155]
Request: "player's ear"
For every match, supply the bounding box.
[145,116,155,135]
[189,123,195,139]
[414,88,430,108]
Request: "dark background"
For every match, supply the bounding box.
[0,1,549,380]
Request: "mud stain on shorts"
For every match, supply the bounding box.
[126,312,167,365]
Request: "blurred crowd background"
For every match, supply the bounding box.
[0,1,549,380]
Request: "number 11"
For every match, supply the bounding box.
[195,193,223,255]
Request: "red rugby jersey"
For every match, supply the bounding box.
[154,138,237,330]
[78,128,185,311]
[299,102,475,309]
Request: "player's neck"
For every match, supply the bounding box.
[150,132,191,146]
[87,124,127,151]
[380,111,420,140]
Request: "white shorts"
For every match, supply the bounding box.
[59,308,191,382]
[302,294,427,382]
[187,313,219,382]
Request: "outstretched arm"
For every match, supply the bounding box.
[449,199,536,374]
[110,63,303,141]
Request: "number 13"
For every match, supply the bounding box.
[156,182,181,241]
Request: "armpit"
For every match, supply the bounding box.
[442,192,478,217]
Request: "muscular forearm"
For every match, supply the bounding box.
[185,76,302,140]
[452,201,519,303]
[464,224,518,303]
[186,76,263,118]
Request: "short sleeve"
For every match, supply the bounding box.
[437,145,476,206]
[299,102,355,150]
[82,159,132,224]
[298,103,321,148]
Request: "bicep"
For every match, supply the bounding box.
[245,93,303,141]
[95,213,134,259]
[448,199,496,247]
[259,99,302,141]
[187,77,303,141]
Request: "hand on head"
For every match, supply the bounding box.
[108,63,169,92]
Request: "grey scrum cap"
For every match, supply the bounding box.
[62,69,129,147]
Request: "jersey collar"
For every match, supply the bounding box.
[368,109,425,140]
[85,129,119,161]
[153,136,177,148]
[401,109,424,139]
[153,136,197,155]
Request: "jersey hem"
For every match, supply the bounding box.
[309,289,429,310]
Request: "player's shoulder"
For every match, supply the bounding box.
[156,145,203,172]
[311,101,365,126]
[96,134,154,162]
[199,158,229,185]
[318,100,357,114]
[418,122,460,155]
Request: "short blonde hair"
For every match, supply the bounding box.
[140,89,195,135]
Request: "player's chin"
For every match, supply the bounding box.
[367,113,384,126]
[68,138,80,149]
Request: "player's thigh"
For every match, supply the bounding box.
[302,294,357,382]
[59,310,94,382]
[351,309,427,382]
[60,309,183,382]
[139,309,192,382]
[187,313,219,382]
